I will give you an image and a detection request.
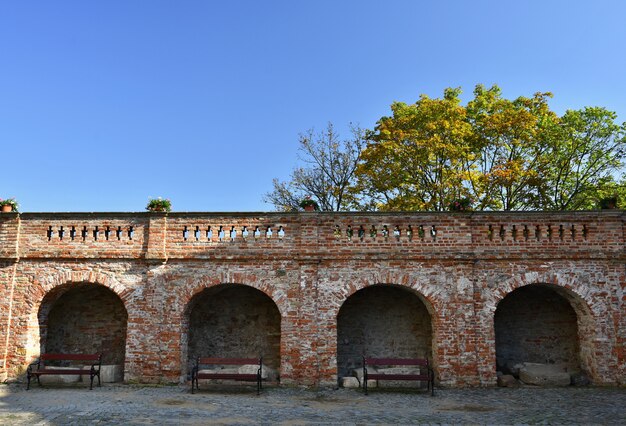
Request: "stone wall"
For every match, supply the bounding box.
[0,210,624,387]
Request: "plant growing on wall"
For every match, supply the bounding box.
[598,196,618,209]
[0,198,19,212]
[448,197,474,212]
[299,196,319,211]
[146,197,171,212]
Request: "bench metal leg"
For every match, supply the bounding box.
[27,373,44,390]
[191,374,198,394]
[88,367,101,390]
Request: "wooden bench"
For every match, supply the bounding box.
[363,356,434,396]
[27,353,102,390]
[191,357,263,394]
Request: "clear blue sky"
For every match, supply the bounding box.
[2,1,625,212]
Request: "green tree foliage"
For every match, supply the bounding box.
[266,86,626,212]
[355,88,473,211]
[355,85,626,211]
[465,85,556,210]
[263,123,366,211]
[539,107,626,210]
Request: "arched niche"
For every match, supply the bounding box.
[336,284,433,382]
[38,282,128,373]
[495,284,585,376]
[183,284,281,378]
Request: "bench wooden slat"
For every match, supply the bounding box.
[197,357,258,365]
[191,356,263,394]
[196,373,259,381]
[31,369,91,375]
[363,356,434,396]
[40,353,101,362]
[365,358,429,367]
[367,374,430,381]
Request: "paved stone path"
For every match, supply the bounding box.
[1,383,625,425]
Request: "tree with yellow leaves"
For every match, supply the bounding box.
[356,84,625,211]
[355,88,473,211]
[266,85,626,212]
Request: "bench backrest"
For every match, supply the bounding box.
[197,357,260,366]
[364,357,429,367]
[40,353,102,362]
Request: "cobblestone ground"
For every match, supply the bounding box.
[1,383,625,425]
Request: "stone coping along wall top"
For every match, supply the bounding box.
[0,210,623,262]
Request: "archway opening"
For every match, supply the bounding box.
[38,283,128,381]
[336,285,433,384]
[495,284,582,378]
[184,284,281,380]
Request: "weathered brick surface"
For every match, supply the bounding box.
[495,285,580,370]
[337,285,432,379]
[0,211,624,387]
[186,284,281,372]
[42,284,128,365]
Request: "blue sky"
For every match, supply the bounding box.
[2,1,625,212]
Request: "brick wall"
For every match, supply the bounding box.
[0,210,624,387]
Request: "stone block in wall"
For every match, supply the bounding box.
[341,376,360,388]
[38,367,81,384]
[497,374,520,387]
[366,379,377,388]
[352,368,366,382]
[101,365,124,383]
[238,364,278,381]
[375,367,427,389]
[504,361,525,377]
[81,365,123,383]
[519,363,571,386]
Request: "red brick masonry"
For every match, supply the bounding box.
[0,211,624,386]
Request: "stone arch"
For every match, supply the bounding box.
[487,271,594,317]
[178,273,288,318]
[181,282,282,382]
[336,283,435,385]
[326,270,442,320]
[25,270,132,366]
[325,270,445,369]
[36,282,128,376]
[490,273,598,382]
[35,269,130,302]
